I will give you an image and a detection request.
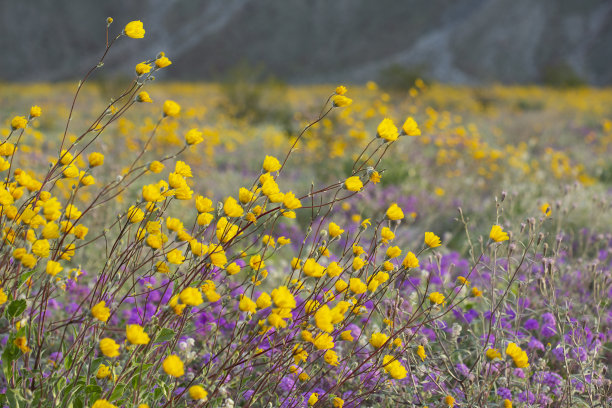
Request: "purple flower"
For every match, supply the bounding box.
[497,387,512,400]
[517,391,536,404]
[540,325,557,338]
[524,318,539,330]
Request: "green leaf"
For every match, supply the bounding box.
[6,299,27,319]
[84,384,102,401]
[5,388,23,408]
[110,383,126,401]
[154,327,175,343]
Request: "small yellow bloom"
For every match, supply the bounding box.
[30,106,42,118]
[471,287,482,297]
[344,176,363,192]
[162,100,181,117]
[155,56,172,68]
[486,348,502,360]
[135,62,151,76]
[541,203,552,217]
[124,20,145,38]
[444,395,456,407]
[126,324,150,345]
[429,291,445,305]
[401,117,421,136]
[402,251,419,268]
[335,85,347,95]
[91,301,110,322]
[99,338,120,358]
[424,232,441,248]
[185,128,204,145]
[263,155,281,172]
[417,345,426,361]
[332,95,352,107]
[46,260,63,277]
[11,116,28,130]
[386,203,404,221]
[490,225,509,242]
[179,287,203,306]
[370,332,389,348]
[377,118,399,142]
[308,393,318,406]
[506,342,529,368]
[188,385,208,400]
[136,91,153,103]
[149,161,165,173]
[162,354,184,377]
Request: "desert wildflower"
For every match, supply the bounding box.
[370,332,389,348]
[335,85,347,95]
[88,152,104,167]
[444,395,456,407]
[429,292,445,306]
[352,257,366,271]
[344,176,362,192]
[11,116,28,130]
[126,324,150,345]
[99,338,120,358]
[471,287,482,297]
[506,342,529,368]
[92,400,118,408]
[179,287,203,306]
[162,354,184,377]
[224,196,244,217]
[185,128,204,145]
[313,332,334,350]
[162,100,181,117]
[490,225,509,242]
[417,345,427,361]
[503,399,512,408]
[328,222,344,238]
[96,364,111,379]
[136,91,153,103]
[349,277,367,294]
[263,155,282,172]
[386,203,404,220]
[402,251,419,268]
[29,105,42,118]
[0,288,7,305]
[91,301,110,322]
[135,62,151,75]
[369,170,381,183]
[333,397,344,407]
[324,350,339,366]
[14,337,30,353]
[149,161,164,173]
[541,203,552,216]
[457,276,470,286]
[401,117,421,136]
[332,95,352,107]
[424,231,442,248]
[283,191,302,209]
[382,355,407,379]
[124,20,145,38]
[239,295,257,314]
[155,55,172,68]
[189,385,208,400]
[486,348,502,360]
[308,393,319,406]
[46,260,63,277]
[377,118,399,142]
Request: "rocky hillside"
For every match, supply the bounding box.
[2,0,611,85]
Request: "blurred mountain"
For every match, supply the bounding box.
[2,0,612,85]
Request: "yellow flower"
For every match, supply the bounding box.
[166,249,185,265]
[349,277,367,294]
[335,85,347,95]
[14,337,30,353]
[471,287,482,297]
[136,91,153,103]
[386,203,404,220]
[223,196,244,217]
[457,276,470,286]
[308,393,319,406]
[490,225,509,242]
[239,295,257,314]
[402,251,419,269]
[96,364,111,379]
[185,128,204,145]
[332,397,344,408]
[380,227,395,243]
[377,118,399,142]
[126,324,150,345]
[328,222,344,238]
[271,286,296,309]
[313,332,334,350]
[486,348,502,360]
[32,239,50,258]
[99,338,120,358]
[135,62,151,76]
[162,354,184,377]
[424,232,441,248]
[256,292,271,309]
[124,20,145,38]
[127,206,145,223]
[352,257,366,271]
[30,106,42,118]
[155,56,172,68]
[340,330,354,342]
[21,254,37,268]
[401,117,421,136]
[263,155,282,172]
[417,345,426,361]
[46,260,63,277]
[87,152,104,167]
[149,161,165,173]
[162,100,181,117]
[283,191,302,210]
[92,301,110,322]
[541,203,552,217]
[344,176,363,192]
[503,399,512,408]
[0,288,7,305]
[62,165,79,179]
[506,342,529,368]
[326,262,342,278]
[386,246,401,259]
[92,400,118,408]
[188,385,208,401]
[11,116,28,130]
[369,171,381,183]
[429,292,445,305]
[444,395,456,407]
[332,95,352,107]
[179,287,203,306]
[370,332,389,348]
[226,262,241,275]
